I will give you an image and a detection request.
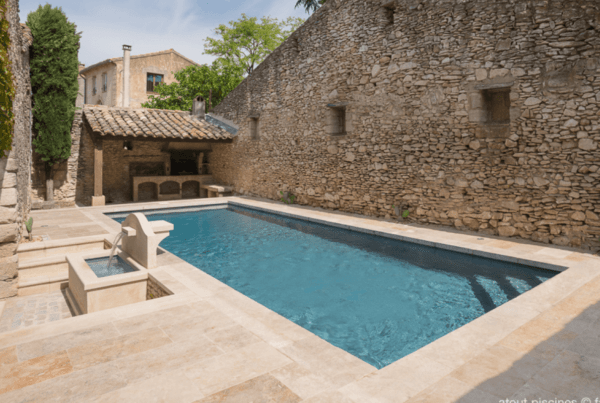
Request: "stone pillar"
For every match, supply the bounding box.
[45,178,53,202]
[122,45,131,108]
[92,138,105,206]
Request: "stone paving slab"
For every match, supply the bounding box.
[2,197,599,402]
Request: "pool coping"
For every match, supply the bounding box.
[5,196,600,402]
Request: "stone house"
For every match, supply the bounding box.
[1,9,33,299]
[79,48,199,108]
[210,0,600,250]
[38,100,236,207]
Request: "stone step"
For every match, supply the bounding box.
[18,255,68,276]
[17,273,69,297]
[17,234,110,260]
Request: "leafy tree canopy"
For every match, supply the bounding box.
[295,0,326,13]
[27,4,80,167]
[142,62,244,112]
[204,14,304,76]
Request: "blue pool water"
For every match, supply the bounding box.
[86,256,137,278]
[109,205,556,369]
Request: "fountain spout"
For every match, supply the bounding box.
[106,230,126,270]
[120,213,173,269]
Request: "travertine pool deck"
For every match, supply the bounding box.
[1,196,600,402]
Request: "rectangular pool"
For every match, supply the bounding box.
[108,205,556,369]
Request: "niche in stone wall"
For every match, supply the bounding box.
[326,103,347,136]
[483,89,511,124]
[383,1,395,26]
[250,117,259,140]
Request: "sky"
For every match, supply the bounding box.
[18,0,309,67]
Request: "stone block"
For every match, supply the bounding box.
[0,241,17,258]
[0,223,18,243]
[489,68,509,78]
[498,226,517,237]
[91,195,105,206]
[0,172,16,188]
[0,207,17,224]
[0,254,18,281]
[578,139,597,151]
[468,109,487,123]
[0,188,17,206]
[475,69,487,80]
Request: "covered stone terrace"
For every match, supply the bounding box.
[80,102,236,206]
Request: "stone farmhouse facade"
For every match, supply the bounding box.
[79,48,199,108]
[210,0,600,250]
[1,6,33,299]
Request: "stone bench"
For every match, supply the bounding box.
[200,184,233,198]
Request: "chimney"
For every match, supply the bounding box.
[192,95,206,120]
[122,45,131,107]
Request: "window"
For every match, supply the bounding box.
[147,74,163,92]
[383,1,395,26]
[329,106,346,136]
[123,141,133,151]
[250,117,259,140]
[483,89,511,124]
[102,74,107,92]
[92,76,97,95]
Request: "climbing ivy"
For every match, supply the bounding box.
[0,0,15,158]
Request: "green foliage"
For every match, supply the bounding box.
[0,0,14,158]
[25,217,33,233]
[402,210,410,219]
[280,191,296,204]
[295,0,326,13]
[27,4,80,167]
[204,14,304,76]
[142,62,244,112]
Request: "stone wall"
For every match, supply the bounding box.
[31,111,83,208]
[147,275,170,300]
[1,0,32,299]
[212,0,600,250]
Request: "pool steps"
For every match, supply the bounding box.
[16,234,113,297]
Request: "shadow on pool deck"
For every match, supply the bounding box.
[404,285,600,402]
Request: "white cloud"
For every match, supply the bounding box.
[18,0,310,67]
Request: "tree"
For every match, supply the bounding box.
[142,62,244,112]
[27,4,80,198]
[204,14,304,76]
[0,0,15,158]
[295,0,326,13]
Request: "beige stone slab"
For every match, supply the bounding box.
[16,322,120,361]
[0,361,127,403]
[0,350,73,394]
[194,373,301,403]
[112,303,198,335]
[0,345,17,366]
[115,334,224,383]
[280,336,376,388]
[91,368,204,403]
[269,362,335,400]
[67,326,172,370]
[204,324,262,352]
[160,308,237,343]
[302,390,357,403]
[185,341,293,396]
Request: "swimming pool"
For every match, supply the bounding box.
[108,205,556,369]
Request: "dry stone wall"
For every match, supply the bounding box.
[1,0,32,299]
[212,0,600,251]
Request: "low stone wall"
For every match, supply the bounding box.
[147,275,170,300]
[212,0,600,251]
[1,1,32,300]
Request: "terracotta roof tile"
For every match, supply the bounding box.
[82,106,234,141]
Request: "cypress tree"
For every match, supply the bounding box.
[27,5,80,188]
